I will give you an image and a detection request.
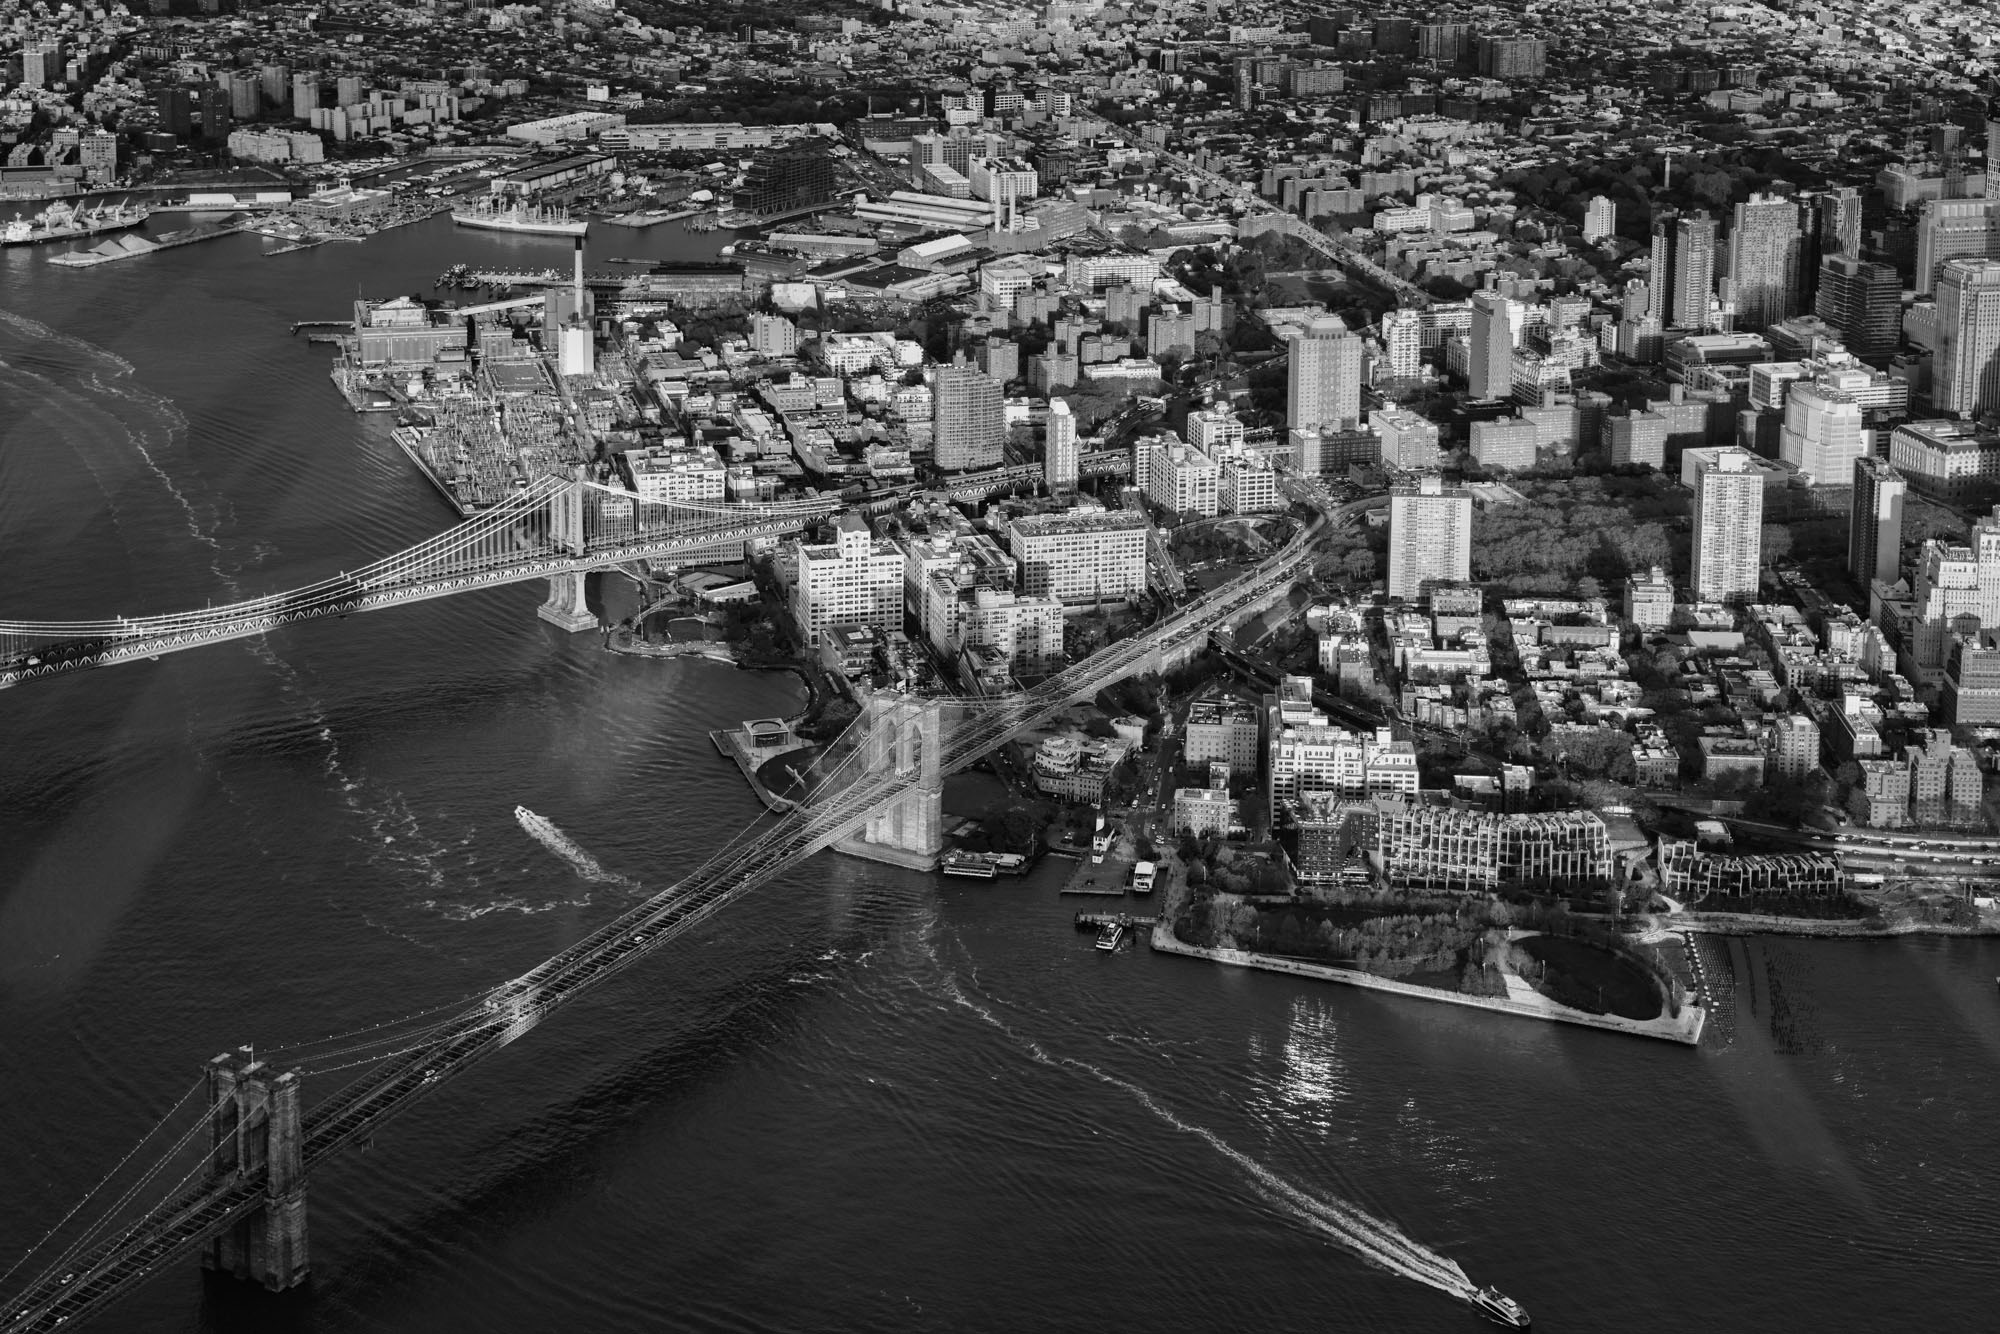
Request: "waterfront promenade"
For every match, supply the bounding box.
[1147,927,1707,1046]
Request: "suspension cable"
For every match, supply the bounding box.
[19,1103,214,1298]
[0,1078,205,1294]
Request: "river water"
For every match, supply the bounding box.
[2,216,1997,1333]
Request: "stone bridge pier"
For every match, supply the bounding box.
[201,1048,308,1292]
[537,571,597,632]
[843,694,944,869]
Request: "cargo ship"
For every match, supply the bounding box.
[450,196,587,238]
[2,200,151,247]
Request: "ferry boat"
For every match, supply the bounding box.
[941,850,997,880]
[1094,921,1125,952]
[1131,861,1156,894]
[1469,1286,1530,1328]
[450,196,587,238]
[2,199,151,246]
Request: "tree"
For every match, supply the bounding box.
[1761,523,1795,567]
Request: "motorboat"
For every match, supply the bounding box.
[1469,1285,1530,1328]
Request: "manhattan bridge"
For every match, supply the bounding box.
[0,466,1331,1332]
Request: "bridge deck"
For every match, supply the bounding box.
[0,503,1328,1334]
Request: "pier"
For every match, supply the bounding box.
[465,267,632,289]
[1074,912,1157,930]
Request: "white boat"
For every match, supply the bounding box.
[451,197,587,238]
[1094,922,1124,952]
[1469,1286,1530,1328]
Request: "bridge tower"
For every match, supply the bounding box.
[201,1048,309,1292]
[856,694,943,866]
[538,470,597,632]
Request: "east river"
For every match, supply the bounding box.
[1,214,1997,1333]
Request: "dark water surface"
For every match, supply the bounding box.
[2,219,1997,1334]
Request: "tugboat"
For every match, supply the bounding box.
[1469,1286,1531,1328]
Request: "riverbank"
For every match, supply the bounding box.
[1148,924,1707,1046]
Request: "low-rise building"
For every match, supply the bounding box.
[1173,786,1239,837]
[1374,798,1612,892]
[1185,696,1262,771]
[1657,840,1847,901]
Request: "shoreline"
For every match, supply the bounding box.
[1148,924,1707,1046]
[1671,912,2000,940]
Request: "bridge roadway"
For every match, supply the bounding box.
[0,479,840,690]
[2,448,1141,690]
[0,505,1336,1334]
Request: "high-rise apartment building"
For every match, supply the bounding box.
[1989,104,2000,203]
[1814,256,1901,362]
[229,69,263,121]
[1583,195,1617,243]
[21,39,61,89]
[291,73,320,120]
[1689,447,1764,602]
[157,86,194,139]
[1287,316,1362,429]
[1476,35,1546,79]
[1851,455,1906,589]
[260,63,291,109]
[200,87,232,142]
[1916,198,2000,295]
[1820,185,1863,260]
[1379,308,1422,381]
[1468,290,1515,401]
[1673,213,1718,330]
[1778,383,1864,485]
[1387,476,1473,600]
[1770,715,1821,781]
[1729,193,1802,331]
[1934,258,2000,419]
[932,356,1006,470]
[1043,397,1078,491]
[1649,214,1676,323]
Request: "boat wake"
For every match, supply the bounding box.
[515,806,635,887]
[936,973,1476,1302]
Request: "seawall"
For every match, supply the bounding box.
[1148,926,1706,1046]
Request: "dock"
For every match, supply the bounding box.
[1074,912,1157,930]
[709,719,812,814]
[46,222,246,268]
[599,206,703,229]
[465,267,631,289]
